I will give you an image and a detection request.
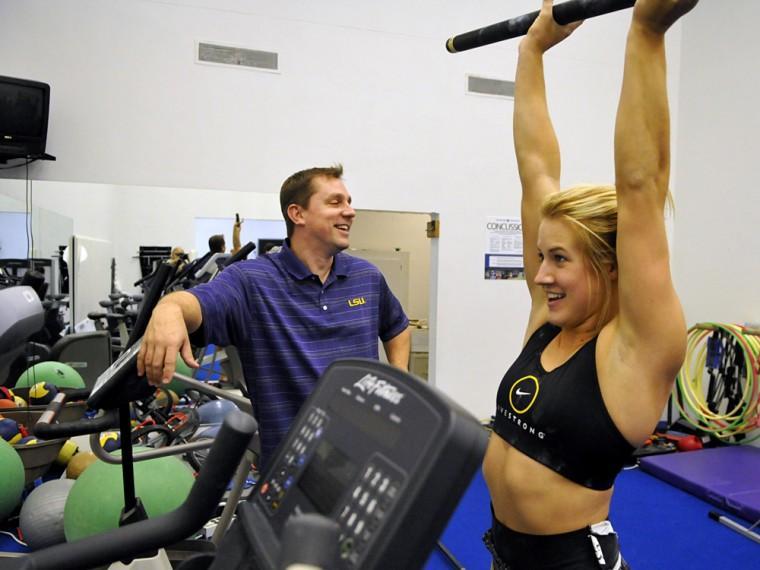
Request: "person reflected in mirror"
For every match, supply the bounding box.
[230,214,243,255]
[208,234,225,254]
[168,247,189,272]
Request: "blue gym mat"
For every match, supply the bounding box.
[639,446,760,523]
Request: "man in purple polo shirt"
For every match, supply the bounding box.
[137,165,410,465]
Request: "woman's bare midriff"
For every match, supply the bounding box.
[482,433,612,534]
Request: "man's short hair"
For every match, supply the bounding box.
[208,234,225,253]
[280,164,344,238]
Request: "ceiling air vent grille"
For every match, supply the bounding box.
[197,42,278,71]
[467,75,514,98]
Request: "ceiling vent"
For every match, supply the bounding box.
[467,75,514,98]
[196,42,279,72]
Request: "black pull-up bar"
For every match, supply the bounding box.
[446,0,636,53]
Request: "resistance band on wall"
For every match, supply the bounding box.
[673,323,760,444]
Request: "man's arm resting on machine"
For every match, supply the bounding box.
[137,291,202,385]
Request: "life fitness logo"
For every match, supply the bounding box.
[509,375,539,414]
[353,373,405,405]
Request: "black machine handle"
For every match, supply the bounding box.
[32,391,120,439]
[223,241,256,267]
[83,262,175,411]
[278,514,340,570]
[126,262,175,349]
[13,410,257,570]
[446,0,636,53]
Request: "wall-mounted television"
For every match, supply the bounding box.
[0,75,51,162]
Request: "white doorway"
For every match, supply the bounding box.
[351,210,437,381]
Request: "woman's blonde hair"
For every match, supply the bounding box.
[541,185,618,332]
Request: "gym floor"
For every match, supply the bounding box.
[425,466,759,569]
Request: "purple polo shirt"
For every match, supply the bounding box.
[188,240,409,466]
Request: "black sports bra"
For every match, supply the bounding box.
[492,323,635,490]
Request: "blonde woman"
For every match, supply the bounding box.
[482,0,698,568]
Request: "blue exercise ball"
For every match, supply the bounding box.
[193,425,221,439]
[98,431,121,452]
[28,382,59,406]
[0,417,23,444]
[197,400,238,425]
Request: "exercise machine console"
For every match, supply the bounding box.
[211,358,488,569]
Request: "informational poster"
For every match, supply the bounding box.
[484,216,524,280]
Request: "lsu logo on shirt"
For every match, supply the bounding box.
[508,375,539,414]
[347,297,366,307]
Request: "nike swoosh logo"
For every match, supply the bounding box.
[516,389,531,396]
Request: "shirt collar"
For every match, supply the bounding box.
[278,239,349,281]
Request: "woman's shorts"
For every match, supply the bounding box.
[483,513,630,570]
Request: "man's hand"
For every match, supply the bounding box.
[137,302,199,386]
[232,215,244,254]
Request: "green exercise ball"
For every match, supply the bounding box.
[63,448,194,541]
[0,438,25,521]
[16,361,86,390]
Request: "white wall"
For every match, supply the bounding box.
[0,1,688,421]
[673,1,760,327]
